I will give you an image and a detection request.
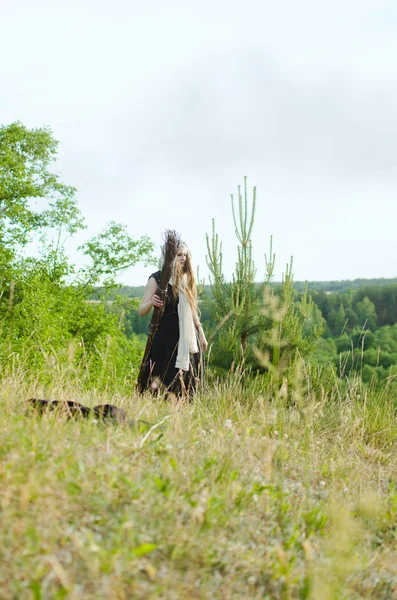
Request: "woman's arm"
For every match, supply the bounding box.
[138,277,164,316]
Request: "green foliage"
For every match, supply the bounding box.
[0,122,66,236]
[206,179,261,356]
[205,177,323,376]
[311,285,397,336]
[78,221,155,290]
[307,280,397,388]
[355,296,377,330]
[0,122,78,285]
[310,322,397,392]
[124,301,152,337]
[0,121,155,390]
[0,251,146,391]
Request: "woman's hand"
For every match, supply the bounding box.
[199,327,208,352]
[151,294,164,308]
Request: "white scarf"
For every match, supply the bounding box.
[171,273,198,371]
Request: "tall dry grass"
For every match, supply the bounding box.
[0,364,396,599]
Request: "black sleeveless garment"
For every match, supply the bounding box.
[141,271,202,397]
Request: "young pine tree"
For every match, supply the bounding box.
[205,177,323,376]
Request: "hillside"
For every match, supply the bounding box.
[2,373,396,599]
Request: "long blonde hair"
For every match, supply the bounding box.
[172,247,197,313]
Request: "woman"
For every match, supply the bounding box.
[138,244,208,397]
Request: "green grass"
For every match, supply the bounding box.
[0,372,396,599]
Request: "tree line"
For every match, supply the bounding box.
[104,276,397,301]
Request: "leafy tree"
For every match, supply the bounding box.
[0,121,156,389]
[0,122,77,289]
[362,348,380,367]
[355,296,377,330]
[332,304,347,335]
[361,364,377,384]
[312,337,337,365]
[344,307,358,330]
[0,122,73,243]
[335,332,351,354]
[78,221,154,291]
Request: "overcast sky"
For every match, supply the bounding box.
[2,0,396,285]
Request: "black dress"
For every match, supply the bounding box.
[141,271,202,397]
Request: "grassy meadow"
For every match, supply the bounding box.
[0,369,396,600]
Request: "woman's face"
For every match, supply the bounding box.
[177,247,188,266]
